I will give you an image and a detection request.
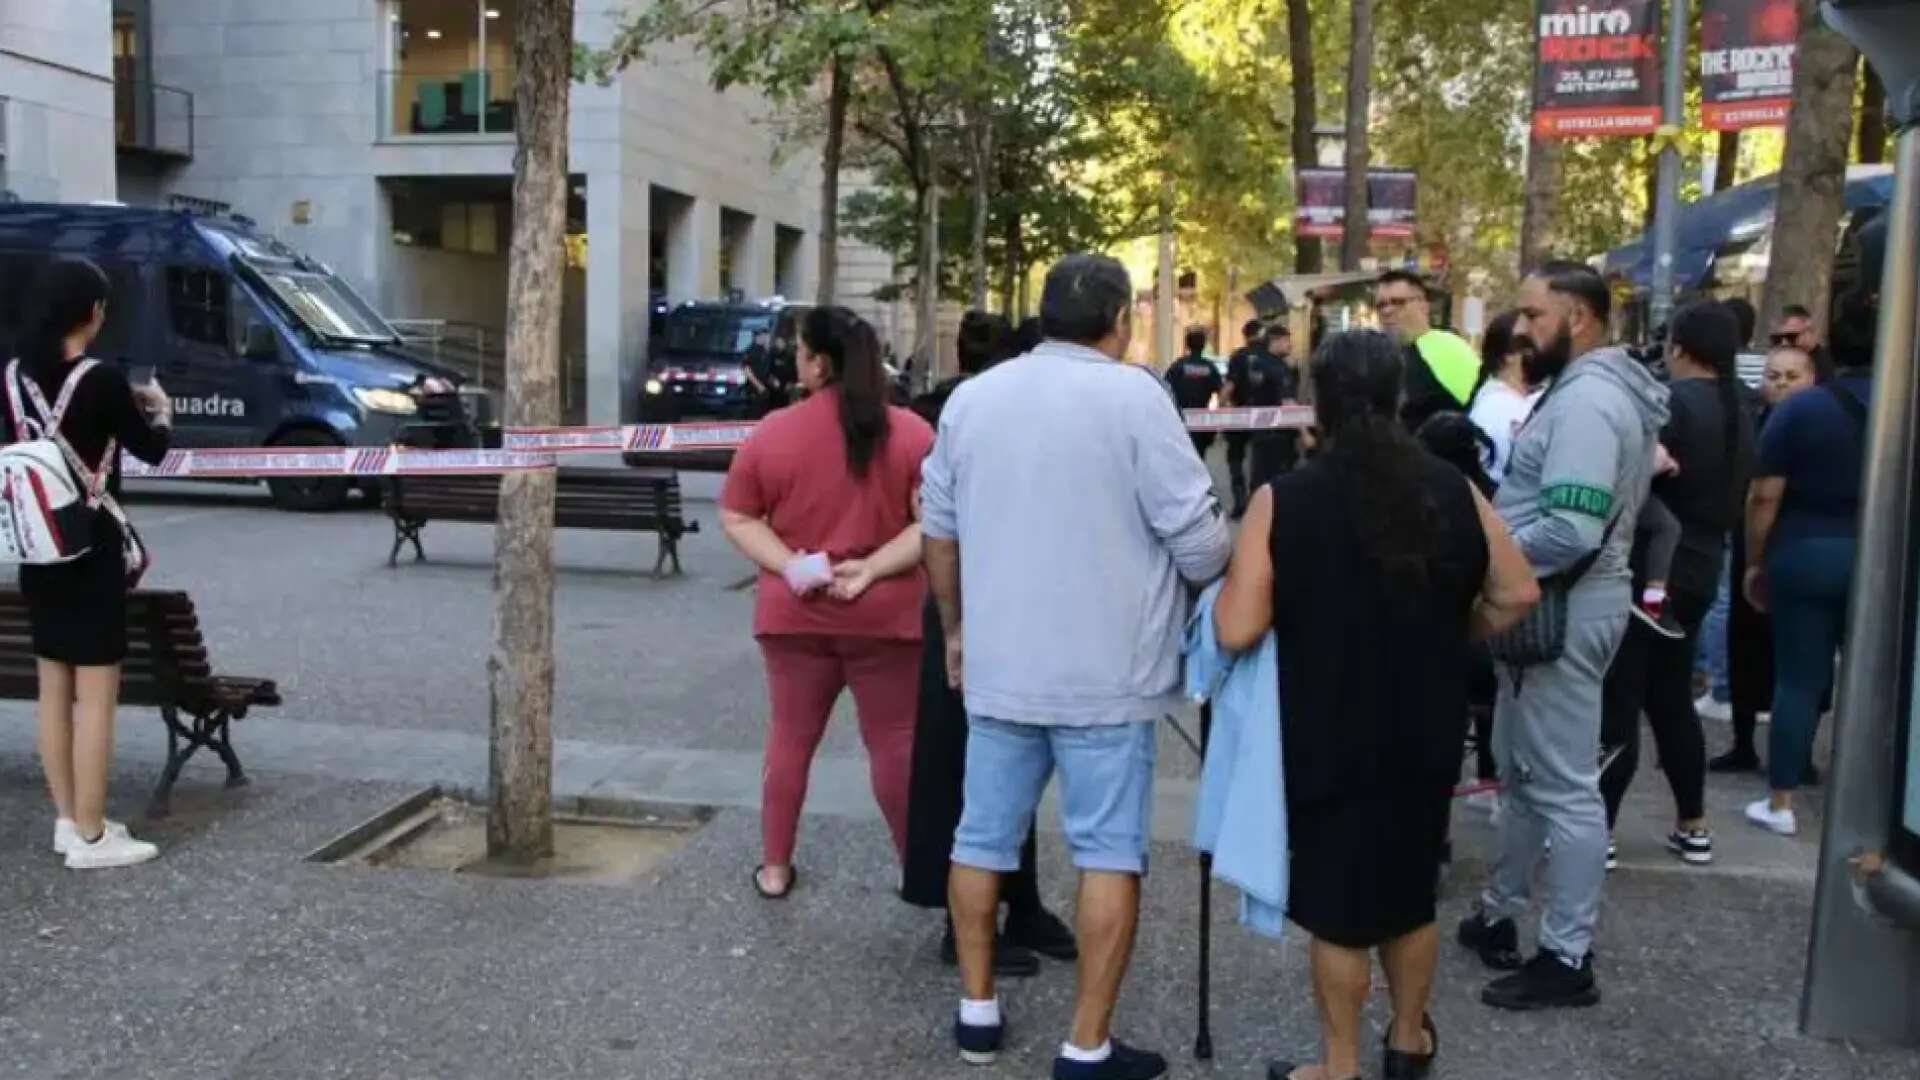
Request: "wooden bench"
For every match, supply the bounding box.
[386,467,699,577]
[0,590,279,817]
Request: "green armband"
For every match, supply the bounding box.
[1540,482,1613,520]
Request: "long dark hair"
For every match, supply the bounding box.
[1312,329,1443,590]
[1479,309,1525,386]
[801,305,890,477]
[20,257,110,375]
[1669,300,1753,494]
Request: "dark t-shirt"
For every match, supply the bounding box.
[1165,354,1224,410]
[1240,352,1296,408]
[1652,378,1754,598]
[1757,374,1872,544]
[1267,455,1487,807]
[1224,345,1261,406]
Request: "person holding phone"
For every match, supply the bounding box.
[720,306,935,900]
[9,257,173,870]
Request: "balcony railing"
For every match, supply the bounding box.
[115,80,194,159]
[378,69,517,140]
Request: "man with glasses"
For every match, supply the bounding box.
[1771,304,1835,380]
[1376,270,1481,430]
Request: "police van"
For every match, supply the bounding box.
[0,202,483,510]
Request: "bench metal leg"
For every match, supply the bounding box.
[653,528,684,579]
[147,704,247,819]
[211,711,248,790]
[389,517,426,567]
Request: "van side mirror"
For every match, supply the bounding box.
[241,323,277,359]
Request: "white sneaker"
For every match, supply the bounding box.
[64,824,159,870]
[1695,694,1732,722]
[53,818,130,855]
[1464,790,1500,815]
[1744,799,1797,837]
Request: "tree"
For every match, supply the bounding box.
[1857,60,1887,165]
[819,57,850,304]
[1339,0,1374,271]
[1286,0,1321,274]
[1759,0,1857,337]
[1714,129,1740,193]
[489,0,572,862]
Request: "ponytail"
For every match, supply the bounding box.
[19,257,110,375]
[801,305,890,477]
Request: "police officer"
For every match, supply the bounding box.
[1165,326,1224,459]
[1243,323,1302,500]
[1222,317,1267,516]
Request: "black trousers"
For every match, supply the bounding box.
[1188,432,1216,460]
[1225,433,1250,507]
[1248,432,1297,495]
[1601,587,1712,827]
[900,601,1042,912]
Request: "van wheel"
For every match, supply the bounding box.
[265,429,351,512]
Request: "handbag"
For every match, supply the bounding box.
[1486,514,1619,666]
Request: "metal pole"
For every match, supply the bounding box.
[1194,702,1214,1061]
[1648,0,1690,333]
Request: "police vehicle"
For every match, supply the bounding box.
[0,201,484,510]
[639,299,803,422]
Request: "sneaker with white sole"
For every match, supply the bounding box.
[63,824,159,870]
[53,818,130,855]
[1694,694,1731,722]
[1744,799,1797,837]
[1605,836,1618,872]
[1667,827,1713,864]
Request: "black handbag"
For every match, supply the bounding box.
[1486,514,1620,666]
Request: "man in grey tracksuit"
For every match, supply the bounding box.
[1459,263,1668,1011]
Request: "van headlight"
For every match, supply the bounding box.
[644,378,665,395]
[352,386,419,415]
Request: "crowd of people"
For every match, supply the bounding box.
[712,212,1884,1078]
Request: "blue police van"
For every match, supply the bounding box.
[0,202,483,510]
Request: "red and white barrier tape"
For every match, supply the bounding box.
[117,408,1314,478]
[121,446,554,480]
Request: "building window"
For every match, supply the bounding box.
[167,267,229,346]
[384,0,518,137]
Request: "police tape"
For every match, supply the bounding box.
[117,407,1315,478]
[120,447,555,480]
[499,406,1315,455]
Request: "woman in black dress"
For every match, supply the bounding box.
[11,258,173,870]
[1214,331,1538,1080]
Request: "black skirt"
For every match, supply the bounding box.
[20,512,128,666]
[1287,780,1453,948]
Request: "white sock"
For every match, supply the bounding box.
[1641,585,1667,606]
[1060,1040,1112,1063]
[959,998,1000,1026]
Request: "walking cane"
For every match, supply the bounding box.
[1195,700,1214,1061]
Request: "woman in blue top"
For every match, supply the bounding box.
[1742,300,1876,838]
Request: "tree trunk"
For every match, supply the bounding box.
[1643,135,1659,230]
[488,0,571,863]
[916,169,939,387]
[1715,128,1740,193]
[968,109,991,312]
[1759,0,1857,337]
[816,55,848,306]
[1339,0,1374,272]
[1857,59,1886,164]
[1286,0,1321,274]
[1519,133,1561,272]
[1001,214,1018,314]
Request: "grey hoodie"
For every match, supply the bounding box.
[1494,345,1670,619]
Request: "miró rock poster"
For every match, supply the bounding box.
[1533,0,1662,138]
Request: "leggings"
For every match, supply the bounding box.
[758,634,921,867]
[1766,536,1855,792]
[1601,587,1711,827]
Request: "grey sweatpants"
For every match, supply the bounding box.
[1481,611,1629,961]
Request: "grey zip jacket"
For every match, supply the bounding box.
[1494,345,1670,619]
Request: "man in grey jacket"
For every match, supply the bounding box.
[922,253,1230,1080]
[1458,261,1669,1011]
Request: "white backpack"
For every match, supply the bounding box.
[0,359,145,578]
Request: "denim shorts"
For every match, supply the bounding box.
[951,716,1157,876]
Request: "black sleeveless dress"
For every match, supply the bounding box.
[8,360,170,666]
[1266,455,1486,947]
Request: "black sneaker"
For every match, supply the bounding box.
[1456,911,1522,971]
[1054,1040,1167,1080]
[954,1013,1004,1066]
[1481,949,1600,1011]
[1005,906,1079,961]
[1708,748,1761,773]
[940,925,1040,978]
[1605,836,1618,872]
[1631,601,1685,640]
[1667,827,1713,865]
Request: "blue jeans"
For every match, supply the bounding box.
[1698,565,1732,702]
[1766,536,1855,791]
[952,717,1157,875]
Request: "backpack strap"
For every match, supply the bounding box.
[12,360,113,504]
[4,360,33,440]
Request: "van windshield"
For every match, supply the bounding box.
[662,311,774,356]
[215,228,397,343]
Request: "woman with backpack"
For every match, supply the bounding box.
[9,257,173,869]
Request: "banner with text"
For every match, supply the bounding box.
[1294,169,1418,241]
[1533,0,1661,138]
[1700,0,1798,129]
